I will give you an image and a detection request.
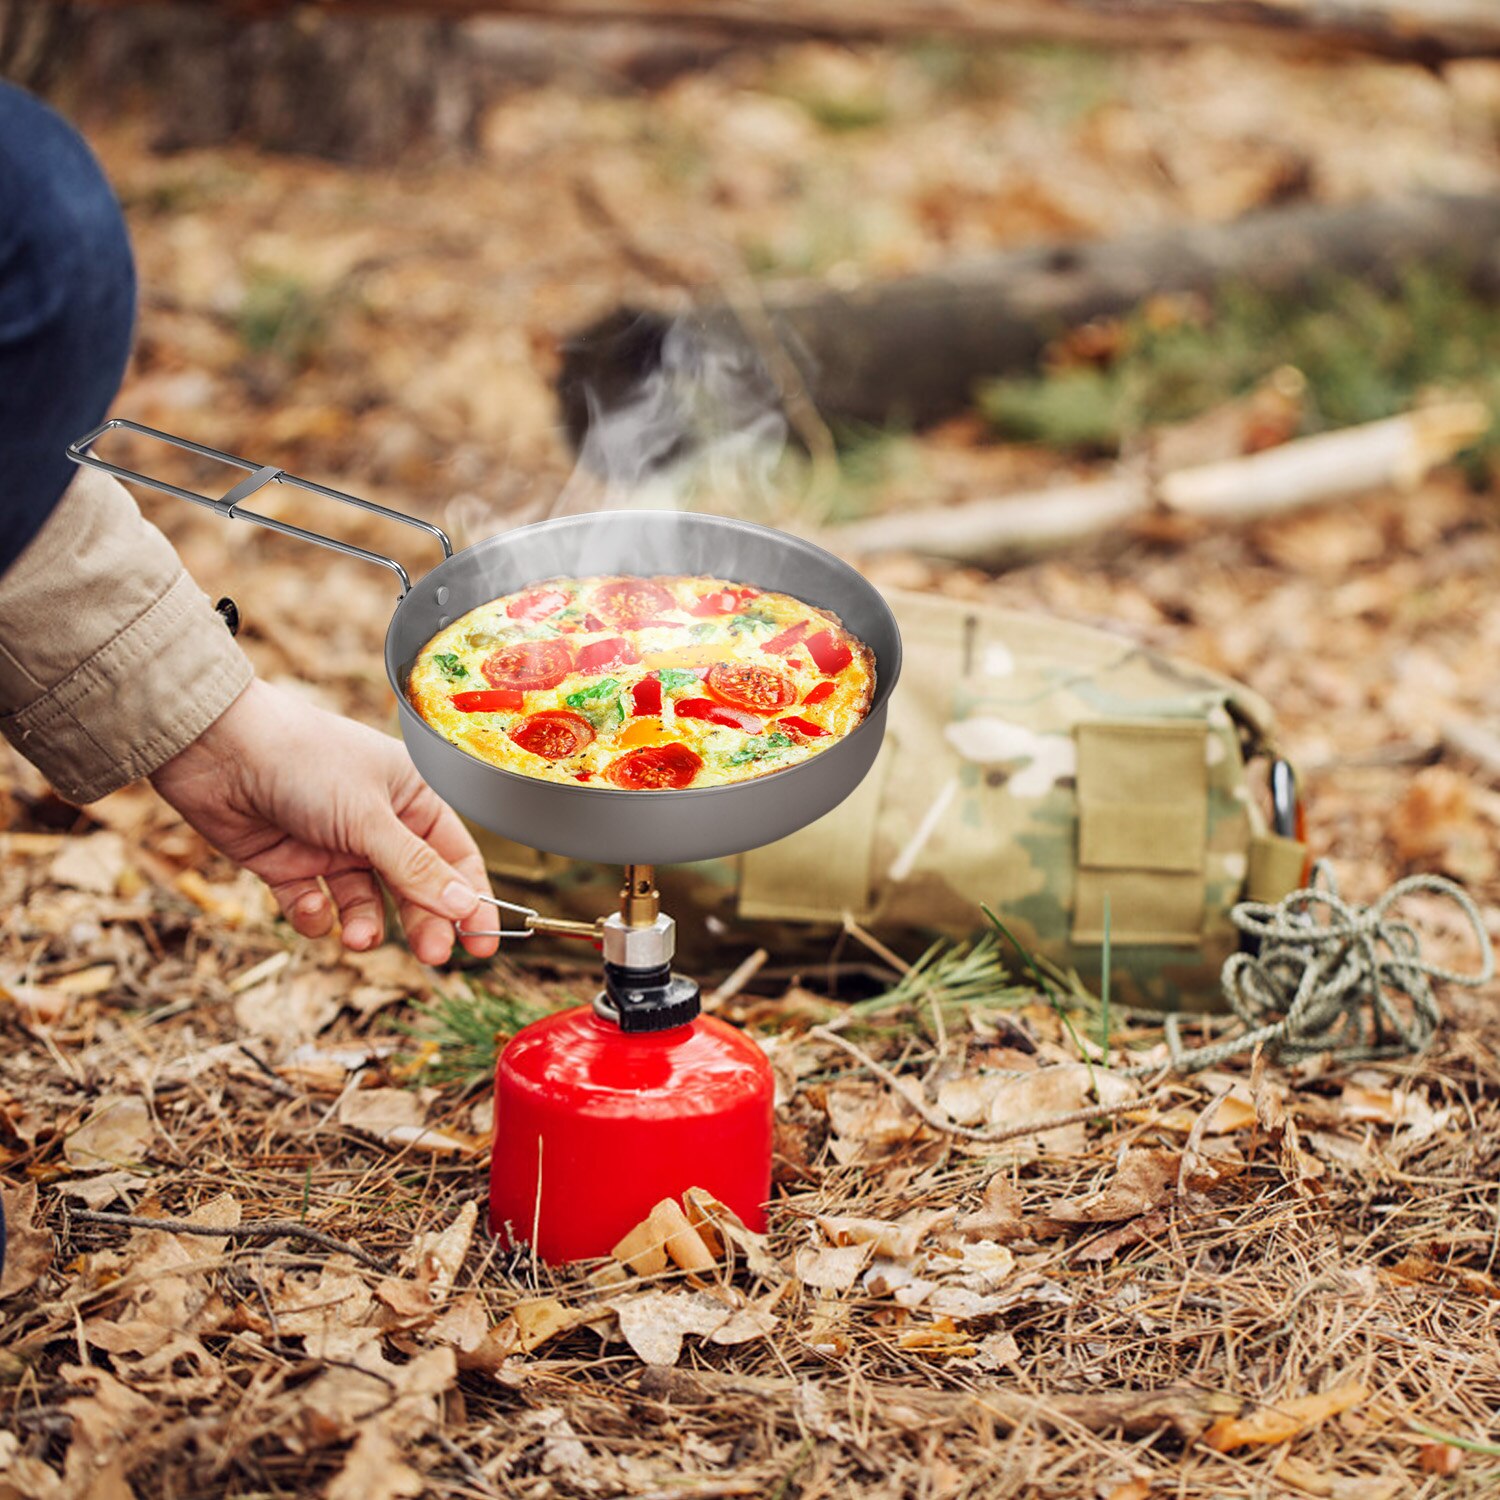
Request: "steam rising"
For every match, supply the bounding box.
[444,310,791,548]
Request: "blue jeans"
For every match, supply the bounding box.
[0,82,136,576]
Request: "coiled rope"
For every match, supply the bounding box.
[1136,860,1495,1076]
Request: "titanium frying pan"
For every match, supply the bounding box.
[69,419,902,866]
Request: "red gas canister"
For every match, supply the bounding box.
[489,1004,774,1262]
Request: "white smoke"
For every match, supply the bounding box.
[443,311,793,545]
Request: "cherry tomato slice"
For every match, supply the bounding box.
[509,710,594,762]
[778,715,830,739]
[506,587,569,622]
[675,697,764,733]
[575,636,641,675]
[593,580,677,628]
[632,677,663,716]
[605,742,704,790]
[763,620,812,655]
[705,662,796,714]
[806,630,853,676]
[802,681,836,706]
[689,586,761,617]
[482,639,575,692]
[451,688,525,713]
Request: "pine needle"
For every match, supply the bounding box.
[400,978,551,1087]
[848,933,1032,1024]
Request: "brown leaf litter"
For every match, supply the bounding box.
[3,36,1500,1499]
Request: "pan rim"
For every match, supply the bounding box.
[384,508,902,804]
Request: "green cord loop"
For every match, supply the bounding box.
[1129,861,1494,1076]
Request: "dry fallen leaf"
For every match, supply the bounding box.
[235,968,349,1040]
[1338,1082,1450,1142]
[1274,1453,1335,1496]
[937,1064,1096,1156]
[335,1088,473,1154]
[1203,1382,1369,1452]
[298,1345,455,1447]
[510,1297,596,1354]
[326,1426,424,1500]
[816,1208,951,1260]
[379,1200,478,1319]
[1046,1149,1181,1224]
[63,1095,153,1172]
[823,1082,923,1158]
[710,1288,782,1347]
[612,1290,732,1366]
[795,1241,872,1291]
[0,1183,51,1299]
[50,832,127,895]
[896,1317,977,1358]
[82,1193,240,1359]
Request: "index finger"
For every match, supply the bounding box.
[411,797,500,959]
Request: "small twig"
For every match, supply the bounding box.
[235,1044,300,1100]
[432,1432,501,1497]
[707,948,769,1010]
[808,1026,1137,1143]
[67,1208,388,1272]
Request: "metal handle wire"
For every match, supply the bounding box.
[67,418,453,597]
[455,893,541,943]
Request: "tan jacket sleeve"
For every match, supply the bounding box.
[0,463,253,804]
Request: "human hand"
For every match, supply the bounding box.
[151,678,499,965]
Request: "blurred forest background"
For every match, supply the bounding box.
[6,0,1498,902]
[5,4,1500,1498]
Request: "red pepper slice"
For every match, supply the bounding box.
[763,620,812,655]
[674,698,764,733]
[802,681,836,706]
[806,630,853,676]
[778,715,830,739]
[575,636,642,675]
[631,677,663,716]
[506,587,570,622]
[575,771,594,782]
[689,586,761,617]
[556,610,609,635]
[451,687,525,713]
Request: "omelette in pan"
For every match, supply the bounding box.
[407,575,875,790]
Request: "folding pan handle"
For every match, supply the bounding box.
[68,418,452,596]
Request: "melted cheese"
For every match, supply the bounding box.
[407,574,875,791]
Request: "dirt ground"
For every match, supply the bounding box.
[2,38,1500,1500]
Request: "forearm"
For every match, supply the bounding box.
[0,463,253,804]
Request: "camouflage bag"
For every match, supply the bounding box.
[474,587,1307,1012]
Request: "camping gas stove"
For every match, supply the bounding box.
[67,418,903,1263]
[468,865,774,1263]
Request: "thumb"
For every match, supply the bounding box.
[363,812,480,921]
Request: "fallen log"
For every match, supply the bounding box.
[827,402,1488,564]
[560,192,1500,436]
[72,0,1500,67]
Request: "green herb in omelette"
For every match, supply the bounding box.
[564,678,621,708]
